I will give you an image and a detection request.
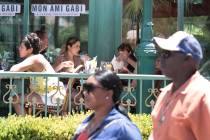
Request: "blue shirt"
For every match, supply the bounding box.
[73,107,142,140]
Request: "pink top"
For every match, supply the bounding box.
[77,130,89,140]
[149,71,210,140]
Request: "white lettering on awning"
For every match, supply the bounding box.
[31,4,86,16]
[0,4,21,16]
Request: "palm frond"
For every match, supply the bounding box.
[123,0,142,18]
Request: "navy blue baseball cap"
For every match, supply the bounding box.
[154,31,203,62]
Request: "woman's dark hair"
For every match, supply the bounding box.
[35,30,47,40]
[65,36,80,51]
[94,70,130,118]
[117,43,137,62]
[94,70,123,103]
[118,43,137,73]
[21,33,40,54]
[117,43,134,54]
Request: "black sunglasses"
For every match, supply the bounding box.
[82,83,105,94]
[160,51,185,59]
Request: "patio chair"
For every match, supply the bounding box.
[24,78,84,116]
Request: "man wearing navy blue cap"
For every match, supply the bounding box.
[149,31,210,140]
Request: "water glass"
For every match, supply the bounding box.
[1,59,9,71]
[100,61,107,70]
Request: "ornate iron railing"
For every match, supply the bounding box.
[2,71,207,116]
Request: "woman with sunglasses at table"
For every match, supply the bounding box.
[72,70,141,140]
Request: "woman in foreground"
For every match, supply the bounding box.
[73,70,141,140]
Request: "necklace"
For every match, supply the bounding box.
[158,91,181,127]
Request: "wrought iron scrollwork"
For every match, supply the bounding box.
[120,85,136,110]
[145,88,160,109]
[3,83,19,104]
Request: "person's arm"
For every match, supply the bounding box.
[10,56,35,72]
[126,57,137,69]
[73,65,84,73]
[53,55,74,72]
[191,94,210,140]
[117,53,137,72]
[53,55,63,72]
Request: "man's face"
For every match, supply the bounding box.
[159,50,187,78]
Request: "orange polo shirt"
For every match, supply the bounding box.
[149,71,210,140]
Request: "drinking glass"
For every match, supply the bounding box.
[1,58,9,71]
[100,61,107,71]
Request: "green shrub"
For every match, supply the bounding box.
[0,113,152,140]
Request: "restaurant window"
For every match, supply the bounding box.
[0,0,89,66]
[183,0,210,76]
[153,0,210,74]
[30,0,89,63]
[0,0,23,69]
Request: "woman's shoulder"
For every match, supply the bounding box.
[106,108,133,126]
[33,54,48,63]
[102,110,141,139]
[21,54,44,64]
[30,54,44,59]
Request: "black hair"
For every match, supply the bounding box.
[94,70,130,119]
[21,33,40,54]
[35,30,47,40]
[118,43,137,61]
[94,70,123,103]
[118,43,134,54]
[65,36,80,51]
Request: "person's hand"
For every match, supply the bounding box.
[73,65,84,73]
[61,61,75,72]
[118,67,129,74]
[61,61,74,68]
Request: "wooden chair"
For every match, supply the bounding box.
[24,78,84,116]
[60,79,85,115]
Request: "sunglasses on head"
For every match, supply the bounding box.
[82,83,105,94]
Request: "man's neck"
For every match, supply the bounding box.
[172,69,196,93]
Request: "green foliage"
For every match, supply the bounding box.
[57,26,76,49]
[0,113,152,140]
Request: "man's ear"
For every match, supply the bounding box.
[185,53,193,61]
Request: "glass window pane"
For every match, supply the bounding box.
[184,1,210,75]
[0,1,23,66]
[30,0,89,63]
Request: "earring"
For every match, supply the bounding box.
[105,96,109,100]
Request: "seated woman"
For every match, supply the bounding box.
[10,33,65,115]
[53,36,87,112]
[111,43,137,87]
[72,70,142,140]
[53,37,85,84]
